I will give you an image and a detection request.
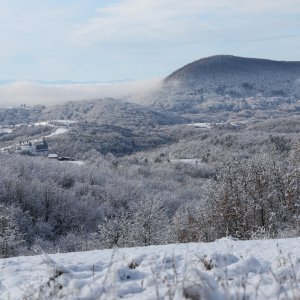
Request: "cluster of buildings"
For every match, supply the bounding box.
[19,138,48,154]
[18,139,72,161]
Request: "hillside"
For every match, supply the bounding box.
[148,55,300,119]
[1,237,299,299]
[40,98,187,128]
[0,99,187,157]
[0,99,187,128]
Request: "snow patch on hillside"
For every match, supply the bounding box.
[170,158,202,165]
[187,122,212,129]
[0,127,13,133]
[34,121,54,126]
[46,127,69,137]
[0,237,300,299]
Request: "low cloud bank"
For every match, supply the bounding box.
[0,79,162,107]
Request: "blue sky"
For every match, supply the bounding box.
[0,0,300,81]
[0,0,299,82]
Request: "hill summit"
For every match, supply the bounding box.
[165,55,300,82]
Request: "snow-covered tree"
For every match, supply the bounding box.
[0,205,26,258]
[128,196,174,246]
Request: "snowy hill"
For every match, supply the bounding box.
[0,99,187,128]
[165,55,300,85]
[40,98,188,128]
[1,237,300,299]
[148,55,300,119]
[0,99,188,156]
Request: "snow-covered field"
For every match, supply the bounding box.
[46,127,69,137]
[187,121,248,129]
[35,120,76,137]
[34,121,55,127]
[170,158,202,165]
[187,122,212,129]
[34,120,77,127]
[1,238,300,299]
[0,128,13,134]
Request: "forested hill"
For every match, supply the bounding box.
[148,55,300,118]
[165,55,300,84]
[0,98,187,127]
[0,99,188,157]
[41,98,187,128]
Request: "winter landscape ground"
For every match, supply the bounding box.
[1,237,300,299]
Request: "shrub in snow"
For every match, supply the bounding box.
[31,237,56,254]
[98,211,130,248]
[128,196,174,246]
[57,233,83,253]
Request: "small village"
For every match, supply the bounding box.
[18,138,73,161]
[0,120,82,163]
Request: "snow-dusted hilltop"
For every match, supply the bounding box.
[149,55,300,118]
[1,237,300,299]
[165,55,300,86]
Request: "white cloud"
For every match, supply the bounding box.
[0,1,298,81]
[71,0,300,46]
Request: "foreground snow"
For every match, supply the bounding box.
[0,238,300,299]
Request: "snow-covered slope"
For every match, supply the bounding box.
[165,55,300,85]
[40,98,188,128]
[148,55,300,118]
[1,237,300,299]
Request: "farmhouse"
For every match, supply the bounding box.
[35,139,48,152]
[19,138,48,154]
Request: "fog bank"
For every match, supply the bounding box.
[0,79,162,107]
